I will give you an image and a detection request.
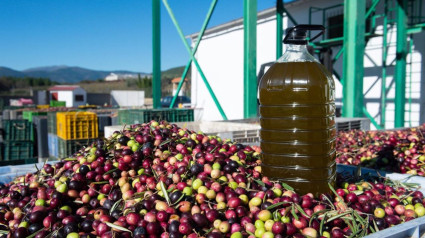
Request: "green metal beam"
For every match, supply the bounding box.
[408,37,413,127]
[243,0,257,119]
[342,0,365,117]
[332,47,344,63]
[407,23,425,34]
[276,0,283,59]
[395,0,408,127]
[152,0,161,109]
[365,0,380,19]
[169,0,218,108]
[313,32,379,47]
[363,107,382,130]
[282,5,298,26]
[381,0,388,128]
[162,0,227,120]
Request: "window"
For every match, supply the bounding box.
[51,92,58,101]
[327,13,371,39]
[327,14,344,39]
[75,94,84,101]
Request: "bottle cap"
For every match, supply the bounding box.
[283,25,325,45]
[284,28,308,45]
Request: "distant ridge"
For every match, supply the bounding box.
[0,65,149,83]
[0,66,26,78]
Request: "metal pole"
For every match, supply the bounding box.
[282,6,298,26]
[365,0,381,19]
[162,0,228,120]
[169,0,218,108]
[380,0,388,128]
[152,0,161,109]
[276,0,283,59]
[342,0,365,117]
[408,37,413,127]
[395,0,407,127]
[363,107,382,130]
[243,0,257,119]
[332,47,344,63]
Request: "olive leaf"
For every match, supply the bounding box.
[110,198,123,215]
[104,168,118,175]
[159,139,172,147]
[160,181,171,205]
[281,182,294,191]
[26,228,44,238]
[254,179,265,187]
[105,221,132,234]
[266,202,284,211]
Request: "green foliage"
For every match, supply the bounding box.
[0,76,56,92]
[126,74,153,97]
[162,66,189,79]
[136,74,152,89]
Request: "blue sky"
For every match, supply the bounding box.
[0,0,280,73]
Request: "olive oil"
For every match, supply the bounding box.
[259,27,336,196]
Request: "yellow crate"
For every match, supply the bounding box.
[36,105,50,109]
[56,112,98,140]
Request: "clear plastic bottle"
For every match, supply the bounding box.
[259,25,336,196]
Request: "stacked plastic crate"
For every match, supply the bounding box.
[117,108,194,125]
[47,109,74,158]
[22,110,48,123]
[56,112,98,158]
[47,112,59,158]
[1,119,36,165]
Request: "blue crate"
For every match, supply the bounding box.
[364,215,425,238]
[338,165,425,237]
[337,164,425,194]
[47,133,58,158]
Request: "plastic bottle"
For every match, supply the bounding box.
[259,25,336,196]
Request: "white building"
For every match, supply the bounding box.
[105,73,119,81]
[111,90,145,107]
[48,85,87,107]
[188,0,425,129]
[104,73,139,81]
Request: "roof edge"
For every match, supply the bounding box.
[186,0,311,40]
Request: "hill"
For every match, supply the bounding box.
[0,65,148,83]
[161,66,188,79]
[0,67,26,78]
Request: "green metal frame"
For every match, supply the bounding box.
[243,0,257,118]
[276,1,298,59]
[152,0,425,125]
[307,0,425,129]
[162,0,228,120]
[380,0,389,127]
[282,5,298,27]
[363,107,382,129]
[169,0,218,108]
[407,36,414,127]
[394,0,408,127]
[276,0,283,59]
[342,0,365,117]
[152,0,161,109]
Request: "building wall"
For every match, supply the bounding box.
[56,91,74,107]
[87,93,111,106]
[111,90,145,107]
[72,87,87,107]
[190,0,425,129]
[51,88,87,107]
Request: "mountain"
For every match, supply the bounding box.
[0,65,148,83]
[24,65,69,72]
[0,67,26,78]
[161,66,189,79]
